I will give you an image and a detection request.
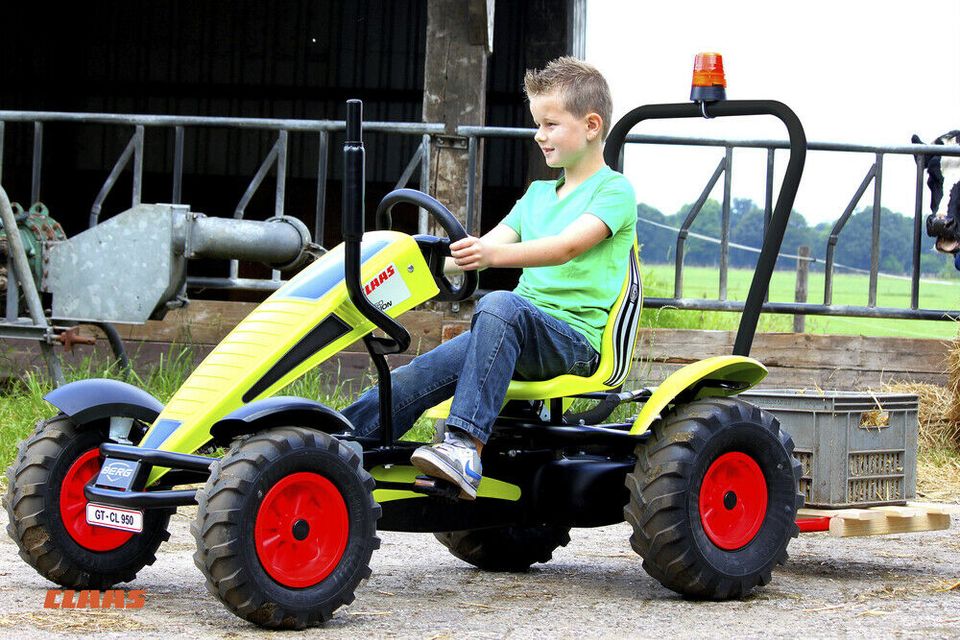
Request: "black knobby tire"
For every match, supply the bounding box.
[192,427,381,629]
[4,414,172,589]
[624,397,803,599]
[434,525,571,571]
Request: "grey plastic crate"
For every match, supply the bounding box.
[737,389,919,508]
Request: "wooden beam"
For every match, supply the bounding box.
[466,0,494,52]
[828,512,950,537]
[422,0,490,236]
[631,328,951,389]
[797,503,956,538]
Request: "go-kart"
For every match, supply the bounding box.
[6,96,806,629]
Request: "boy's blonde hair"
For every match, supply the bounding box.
[523,57,613,139]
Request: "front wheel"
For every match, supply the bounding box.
[192,427,380,629]
[4,414,172,588]
[624,397,803,599]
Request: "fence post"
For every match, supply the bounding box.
[794,245,810,333]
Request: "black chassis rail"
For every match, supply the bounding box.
[84,443,215,509]
[83,394,651,517]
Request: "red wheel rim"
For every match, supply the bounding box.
[699,451,768,550]
[254,472,349,588]
[59,448,133,551]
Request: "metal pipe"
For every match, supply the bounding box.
[0,121,5,184]
[0,184,63,385]
[720,146,733,301]
[187,217,305,267]
[31,122,42,204]
[275,129,288,219]
[395,139,424,191]
[5,256,16,322]
[824,163,876,305]
[462,125,960,158]
[868,153,883,307]
[132,125,144,207]
[419,133,431,234]
[173,126,184,204]
[912,156,924,310]
[90,132,137,227]
[467,135,478,235]
[231,135,281,280]
[674,156,726,298]
[0,110,446,135]
[764,147,774,303]
[315,130,329,244]
[235,136,281,220]
[271,130,289,283]
[764,148,774,231]
[641,296,958,322]
[187,276,283,291]
[0,110,957,157]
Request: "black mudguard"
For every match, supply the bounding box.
[44,378,164,425]
[209,396,354,443]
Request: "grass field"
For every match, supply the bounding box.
[0,355,438,474]
[640,263,960,338]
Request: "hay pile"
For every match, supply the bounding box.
[880,333,960,451]
[879,381,960,502]
[881,381,960,451]
[881,334,960,501]
[947,333,960,427]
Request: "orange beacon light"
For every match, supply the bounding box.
[690,52,726,103]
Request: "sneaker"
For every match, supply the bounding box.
[409,432,482,500]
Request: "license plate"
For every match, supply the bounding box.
[85,503,143,533]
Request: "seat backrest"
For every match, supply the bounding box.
[503,243,643,401]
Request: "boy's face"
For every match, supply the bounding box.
[529,91,599,170]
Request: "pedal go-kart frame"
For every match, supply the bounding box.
[7,96,807,629]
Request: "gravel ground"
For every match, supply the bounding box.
[0,506,958,639]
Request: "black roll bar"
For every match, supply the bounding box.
[603,100,807,357]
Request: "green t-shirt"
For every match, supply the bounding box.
[501,165,637,352]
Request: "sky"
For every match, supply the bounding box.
[586,0,960,226]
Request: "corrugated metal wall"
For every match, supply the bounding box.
[1,1,570,244]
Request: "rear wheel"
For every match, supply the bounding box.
[192,427,380,629]
[624,397,803,599]
[434,524,571,571]
[4,414,171,588]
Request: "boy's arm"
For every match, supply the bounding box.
[443,223,520,274]
[450,214,609,271]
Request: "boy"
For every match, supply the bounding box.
[341,57,636,499]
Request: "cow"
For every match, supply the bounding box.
[912,130,960,269]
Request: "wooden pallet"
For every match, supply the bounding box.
[796,502,959,537]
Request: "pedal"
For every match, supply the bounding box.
[412,475,461,501]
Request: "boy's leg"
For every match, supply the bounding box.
[340,331,471,441]
[412,291,598,499]
[445,290,598,443]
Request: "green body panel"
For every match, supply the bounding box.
[629,355,768,435]
[369,465,522,502]
[143,232,438,485]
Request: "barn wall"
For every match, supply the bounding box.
[0,1,573,251]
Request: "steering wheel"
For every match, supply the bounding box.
[376,189,479,302]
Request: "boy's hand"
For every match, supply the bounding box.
[450,236,498,271]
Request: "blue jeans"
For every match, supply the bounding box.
[341,291,599,445]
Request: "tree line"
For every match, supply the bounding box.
[635,198,955,277]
